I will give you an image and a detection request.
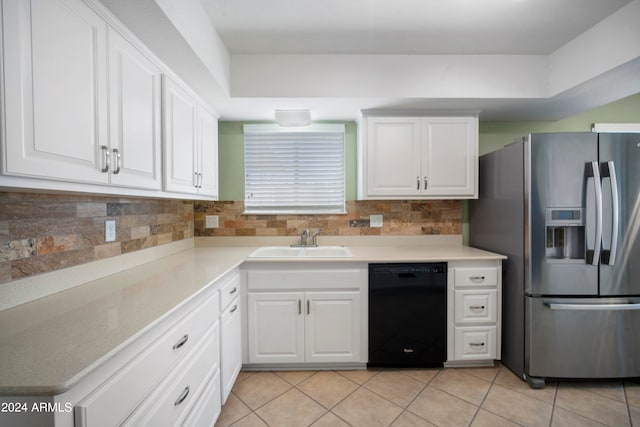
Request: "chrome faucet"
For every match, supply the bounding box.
[301,229,309,246]
[310,230,319,247]
[291,229,319,247]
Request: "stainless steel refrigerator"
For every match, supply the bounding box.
[470,132,640,388]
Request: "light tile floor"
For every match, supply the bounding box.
[215,364,640,427]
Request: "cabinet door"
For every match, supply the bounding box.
[108,28,161,190]
[247,292,304,364]
[422,117,477,197]
[220,298,241,403]
[365,118,422,197]
[162,76,198,194]
[197,106,219,198]
[305,292,361,363]
[2,0,108,184]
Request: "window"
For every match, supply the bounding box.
[244,124,346,214]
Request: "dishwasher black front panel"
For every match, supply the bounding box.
[368,263,447,368]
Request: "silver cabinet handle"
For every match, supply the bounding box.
[101,145,110,173]
[230,304,238,313]
[298,299,302,315]
[416,176,420,190]
[469,342,485,347]
[172,334,189,350]
[469,305,486,310]
[307,299,310,315]
[112,148,121,175]
[229,287,237,295]
[174,386,190,406]
[424,176,428,189]
[470,276,485,281]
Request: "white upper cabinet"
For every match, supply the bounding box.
[107,28,162,190]
[2,0,109,184]
[163,76,219,198]
[162,76,198,194]
[1,0,217,198]
[358,115,478,199]
[364,117,422,197]
[197,105,219,198]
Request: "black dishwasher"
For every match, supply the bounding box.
[368,263,447,368]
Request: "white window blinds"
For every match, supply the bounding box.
[244,124,346,214]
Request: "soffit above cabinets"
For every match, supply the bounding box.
[98,0,640,121]
[201,0,631,55]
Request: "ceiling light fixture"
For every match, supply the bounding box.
[274,109,311,127]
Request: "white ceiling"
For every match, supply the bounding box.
[202,0,630,55]
[99,0,640,122]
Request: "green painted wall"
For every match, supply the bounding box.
[479,93,640,155]
[218,121,357,201]
[217,93,640,243]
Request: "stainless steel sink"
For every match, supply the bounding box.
[248,246,352,258]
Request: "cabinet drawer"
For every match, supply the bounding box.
[183,369,222,427]
[219,270,240,311]
[454,268,498,287]
[76,291,220,427]
[454,290,497,324]
[454,326,496,360]
[221,296,242,403]
[123,323,221,426]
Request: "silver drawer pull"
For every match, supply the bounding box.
[469,342,486,347]
[470,276,486,281]
[469,305,486,310]
[230,304,238,313]
[172,334,189,350]
[174,386,190,406]
[229,287,238,295]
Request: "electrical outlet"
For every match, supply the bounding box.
[105,220,116,242]
[205,215,219,228]
[370,214,383,228]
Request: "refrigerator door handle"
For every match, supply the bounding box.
[605,161,619,266]
[588,161,603,266]
[545,302,640,311]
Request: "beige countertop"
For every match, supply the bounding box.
[0,243,504,396]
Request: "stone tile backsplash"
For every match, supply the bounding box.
[0,194,461,285]
[194,200,462,237]
[0,192,194,284]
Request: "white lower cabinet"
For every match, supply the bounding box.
[3,269,243,427]
[122,323,221,426]
[248,292,305,364]
[219,271,242,404]
[75,290,221,427]
[244,264,367,366]
[248,291,361,364]
[447,260,502,365]
[305,292,361,363]
[454,326,497,360]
